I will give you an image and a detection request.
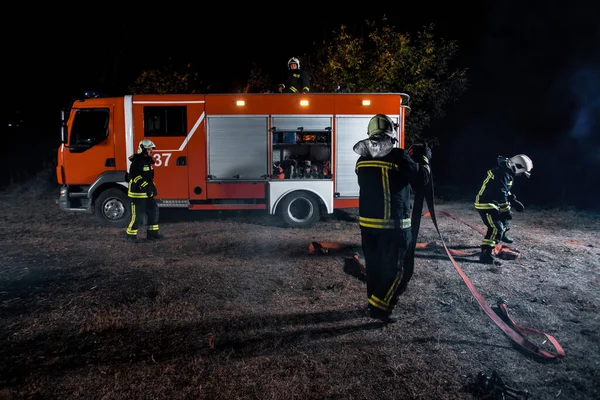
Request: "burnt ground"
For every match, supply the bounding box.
[1,178,599,400]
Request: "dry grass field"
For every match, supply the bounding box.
[1,176,599,399]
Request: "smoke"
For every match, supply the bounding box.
[569,67,600,140]
[432,2,600,210]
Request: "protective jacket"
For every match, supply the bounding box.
[354,136,430,229]
[127,153,157,199]
[279,69,311,93]
[474,165,515,214]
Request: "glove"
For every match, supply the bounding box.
[500,210,513,220]
[422,145,432,162]
[409,144,432,164]
[512,199,525,212]
[146,185,157,198]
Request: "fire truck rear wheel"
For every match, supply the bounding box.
[94,188,131,228]
[278,191,321,228]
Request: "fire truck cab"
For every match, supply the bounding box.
[56,92,409,228]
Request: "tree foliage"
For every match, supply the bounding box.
[305,17,469,145]
[127,16,468,146]
[242,63,274,93]
[128,63,206,94]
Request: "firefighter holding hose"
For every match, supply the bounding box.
[354,114,432,323]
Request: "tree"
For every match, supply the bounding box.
[305,17,469,145]
[129,62,271,94]
[242,63,274,93]
[128,63,207,94]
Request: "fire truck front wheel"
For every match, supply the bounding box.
[94,188,131,228]
[278,191,321,228]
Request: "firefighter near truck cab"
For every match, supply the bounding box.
[56,92,409,228]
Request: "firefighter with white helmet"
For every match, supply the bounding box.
[125,139,163,241]
[474,154,533,263]
[278,57,311,94]
[353,114,432,323]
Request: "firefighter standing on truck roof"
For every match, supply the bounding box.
[474,154,532,264]
[278,57,311,94]
[125,139,163,242]
[353,114,431,323]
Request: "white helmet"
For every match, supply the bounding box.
[137,139,156,154]
[367,114,397,138]
[508,154,533,178]
[288,57,300,69]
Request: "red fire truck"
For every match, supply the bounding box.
[56,92,409,228]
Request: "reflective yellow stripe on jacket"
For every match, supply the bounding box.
[474,169,498,212]
[356,160,411,230]
[128,175,151,198]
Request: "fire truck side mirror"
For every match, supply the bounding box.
[60,121,68,144]
[60,109,69,144]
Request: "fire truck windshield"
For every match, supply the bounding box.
[68,108,110,151]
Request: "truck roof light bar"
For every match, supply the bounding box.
[84,91,104,98]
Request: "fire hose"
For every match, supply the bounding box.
[309,170,565,360]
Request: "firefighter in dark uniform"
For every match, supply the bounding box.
[125,139,163,242]
[354,114,431,323]
[474,154,532,263]
[278,57,311,94]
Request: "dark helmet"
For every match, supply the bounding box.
[367,114,397,138]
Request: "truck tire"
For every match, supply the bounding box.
[278,191,321,228]
[94,188,131,228]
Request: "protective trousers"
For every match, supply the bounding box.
[361,227,411,314]
[478,210,506,249]
[126,197,160,238]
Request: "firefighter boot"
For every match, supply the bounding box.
[147,231,164,240]
[501,224,513,244]
[366,307,399,323]
[501,234,514,244]
[125,234,138,243]
[480,247,495,264]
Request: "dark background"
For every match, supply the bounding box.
[3,1,599,209]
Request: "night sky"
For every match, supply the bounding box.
[3,1,599,209]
